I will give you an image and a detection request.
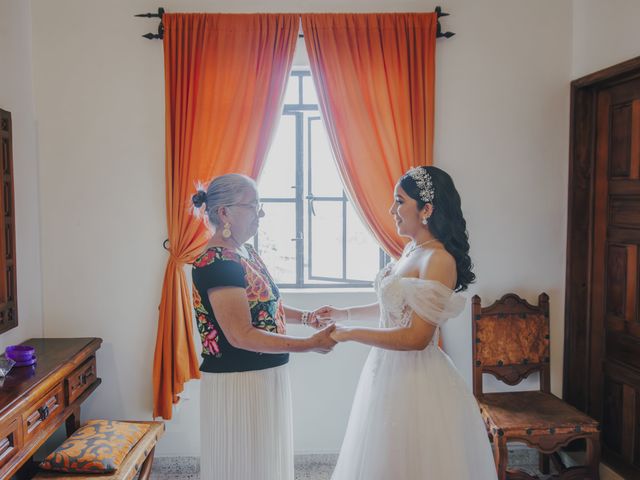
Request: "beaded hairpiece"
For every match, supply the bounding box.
[406,167,435,203]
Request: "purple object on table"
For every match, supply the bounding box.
[6,345,35,363]
[13,356,36,367]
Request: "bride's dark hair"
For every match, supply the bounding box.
[400,166,475,292]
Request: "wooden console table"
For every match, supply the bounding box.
[0,338,102,479]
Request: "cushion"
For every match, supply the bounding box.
[39,420,149,473]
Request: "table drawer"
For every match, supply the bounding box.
[0,417,21,471]
[23,383,64,442]
[66,356,97,404]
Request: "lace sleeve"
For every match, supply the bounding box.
[400,278,466,326]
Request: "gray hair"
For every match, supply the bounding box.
[192,174,256,226]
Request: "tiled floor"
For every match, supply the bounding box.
[149,448,554,480]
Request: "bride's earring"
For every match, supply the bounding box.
[421,217,429,227]
[222,222,232,239]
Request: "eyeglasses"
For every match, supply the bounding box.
[229,202,264,213]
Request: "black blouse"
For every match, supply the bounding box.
[191,245,289,373]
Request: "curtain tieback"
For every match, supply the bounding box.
[163,239,186,266]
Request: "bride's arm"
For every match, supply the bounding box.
[332,250,455,350]
[314,302,380,324]
[348,303,381,321]
[331,314,436,351]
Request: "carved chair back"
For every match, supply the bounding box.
[472,293,550,396]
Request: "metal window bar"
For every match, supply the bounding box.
[307,116,376,286]
[294,112,304,287]
[256,70,388,288]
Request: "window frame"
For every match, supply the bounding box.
[255,70,389,289]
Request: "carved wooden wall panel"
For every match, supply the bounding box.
[0,109,17,334]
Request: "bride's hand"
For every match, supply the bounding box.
[313,306,348,328]
[330,324,351,343]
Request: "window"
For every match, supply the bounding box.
[254,70,389,288]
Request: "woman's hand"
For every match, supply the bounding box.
[307,324,337,354]
[330,324,352,343]
[302,310,325,329]
[312,305,348,328]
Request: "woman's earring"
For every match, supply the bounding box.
[222,222,232,239]
[422,217,429,226]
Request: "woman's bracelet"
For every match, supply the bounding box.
[346,308,352,322]
[301,311,311,326]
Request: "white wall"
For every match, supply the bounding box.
[30,0,573,456]
[572,0,640,79]
[434,0,572,398]
[0,0,44,349]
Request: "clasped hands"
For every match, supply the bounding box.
[305,306,350,343]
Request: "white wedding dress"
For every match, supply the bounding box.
[331,264,498,480]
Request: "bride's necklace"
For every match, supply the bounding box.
[404,238,437,257]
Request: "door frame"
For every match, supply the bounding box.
[564,56,640,475]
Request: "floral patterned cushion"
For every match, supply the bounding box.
[39,420,149,473]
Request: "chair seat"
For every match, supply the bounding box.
[34,421,164,480]
[478,391,599,437]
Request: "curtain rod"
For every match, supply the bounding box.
[135,7,455,40]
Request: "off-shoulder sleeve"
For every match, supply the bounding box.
[400,278,466,326]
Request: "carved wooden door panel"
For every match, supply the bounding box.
[0,109,17,334]
[591,77,640,472]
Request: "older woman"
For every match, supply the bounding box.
[191,173,336,480]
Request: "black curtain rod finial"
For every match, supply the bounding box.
[435,6,449,18]
[136,7,165,40]
[434,6,455,39]
[135,7,164,18]
[142,32,161,40]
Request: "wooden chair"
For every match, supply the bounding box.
[472,293,600,480]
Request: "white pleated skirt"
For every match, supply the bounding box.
[200,364,294,480]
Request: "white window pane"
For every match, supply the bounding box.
[260,115,296,198]
[346,203,380,282]
[308,118,343,198]
[308,201,342,280]
[257,202,296,284]
[303,75,319,105]
[256,70,382,288]
[283,75,299,105]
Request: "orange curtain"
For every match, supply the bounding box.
[302,13,437,259]
[153,13,298,419]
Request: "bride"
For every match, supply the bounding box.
[313,166,498,480]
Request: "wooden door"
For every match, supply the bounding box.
[565,57,640,478]
[594,76,640,473]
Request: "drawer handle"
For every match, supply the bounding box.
[38,406,49,421]
[81,370,94,385]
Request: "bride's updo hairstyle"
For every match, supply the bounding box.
[399,166,475,292]
[192,173,257,228]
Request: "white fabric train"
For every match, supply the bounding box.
[330,264,498,480]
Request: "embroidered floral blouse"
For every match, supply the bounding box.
[192,244,289,373]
